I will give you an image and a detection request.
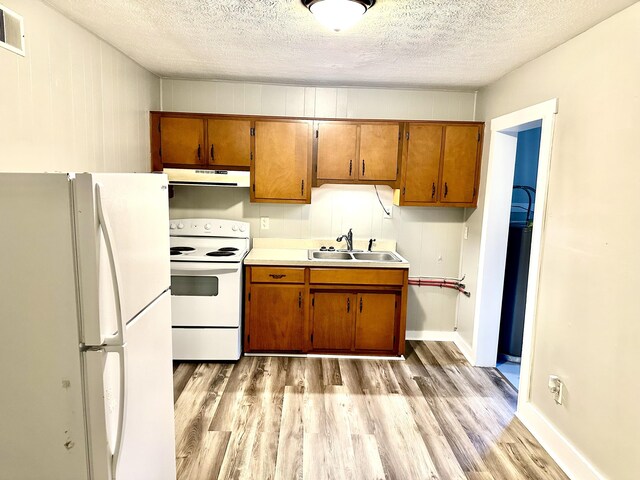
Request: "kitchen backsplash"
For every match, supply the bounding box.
[169,184,465,333]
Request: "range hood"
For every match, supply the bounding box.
[164,168,250,187]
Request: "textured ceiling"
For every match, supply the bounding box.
[44,0,635,89]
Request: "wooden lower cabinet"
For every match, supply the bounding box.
[246,284,305,352]
[311,292,354,351]
[244,266,408,356]
[353,293,397,351]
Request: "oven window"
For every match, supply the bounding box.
[171,276,219,296]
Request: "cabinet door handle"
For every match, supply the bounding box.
[298,292,302,308]
[444,182,448,198]
[431,182,436,199]
[301,180,304,196]
[359,297,363,313]
[349,159,352,177]
[362,159,365,176]
[210,144,214,161]
[269,274,286,279]
[347,298,350,313]
[197,144,201,160]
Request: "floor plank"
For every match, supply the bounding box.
[174,341,569,480]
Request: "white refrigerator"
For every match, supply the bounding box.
[0,173,176,480]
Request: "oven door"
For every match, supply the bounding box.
[170,262,242,327]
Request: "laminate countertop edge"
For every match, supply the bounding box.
[244,248,410,269]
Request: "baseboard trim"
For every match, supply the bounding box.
[453,333,475,364]
[405,330,457,342]
[517,401,604,480]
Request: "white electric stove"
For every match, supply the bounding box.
[169,218,250,360]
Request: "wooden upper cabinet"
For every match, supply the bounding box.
[252,119,312,203]
[314,121,401,186]
[403,124,443,204]
[152,113,251,171]
[359,123,400,181]
[440,125,482,204]
[394,122,483,208]
[160,117,205,166]
[207,118,251,168]
[316,122,358,180]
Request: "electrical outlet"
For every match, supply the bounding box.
[384,205,393,219]
[548,375,564,405]
[260,217,269,230]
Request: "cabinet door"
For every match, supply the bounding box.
[358,123,400,181]
[403,124,443,204]
[249,284,304,351]
[440,125,481,204]
[354,293,396,351]
[160,117,205,166]
[311,292,354,351]
[207,118,251,168]
[316,122,358,180]
[253,120,312,202]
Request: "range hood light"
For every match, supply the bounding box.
[301,0,375,32]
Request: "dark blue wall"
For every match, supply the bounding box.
[511,127,541,223]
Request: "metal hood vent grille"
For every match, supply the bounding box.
[0,3,25,56]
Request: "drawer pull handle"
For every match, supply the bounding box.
[298,292,302,308]
[431,182,436,199]
[347,298,350,313]
[269,274,286,279]
[359,297,363,313]
[349,159,352,177]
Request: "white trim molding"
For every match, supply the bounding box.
[471,98,558,412]
[453,333,475,364]
[517,401,605,480]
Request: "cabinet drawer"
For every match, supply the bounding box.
[309,268,405,286]
[251,267,305,284]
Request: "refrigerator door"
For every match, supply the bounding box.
[84,292,176,480]
[73,173,171,346]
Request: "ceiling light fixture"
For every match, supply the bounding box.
[301,0,375,32]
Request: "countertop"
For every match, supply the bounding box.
[244,238,410,269]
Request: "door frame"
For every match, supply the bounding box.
[471,98,557,407]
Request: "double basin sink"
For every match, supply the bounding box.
[307,250,403,263]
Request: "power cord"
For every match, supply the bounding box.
[374,185,391,216]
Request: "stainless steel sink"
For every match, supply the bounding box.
[307,250,403,263]
[352,252,401,262]
[309,251,353,260]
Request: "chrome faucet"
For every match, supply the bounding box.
[336,228,353,251]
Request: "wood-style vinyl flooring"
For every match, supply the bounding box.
[172,341,568,480]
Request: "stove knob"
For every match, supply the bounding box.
[177,223,184,229]
[232,225,238,231]
[239,225,246,232]
[170,223,176,230]
[204,223,211,230]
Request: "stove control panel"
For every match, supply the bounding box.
[169,218,250,238]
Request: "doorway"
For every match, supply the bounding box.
[496,126,542,390]
[470,99,557,409]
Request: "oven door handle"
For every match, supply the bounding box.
[170,265,241,275]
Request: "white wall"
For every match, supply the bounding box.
[164,79,477,333]
[0,0,159,173]
[461,4,640,478]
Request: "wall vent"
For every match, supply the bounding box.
[0,3,25,56]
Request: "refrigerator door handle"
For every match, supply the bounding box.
[104,344,128,480]
[96,183,125,347]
